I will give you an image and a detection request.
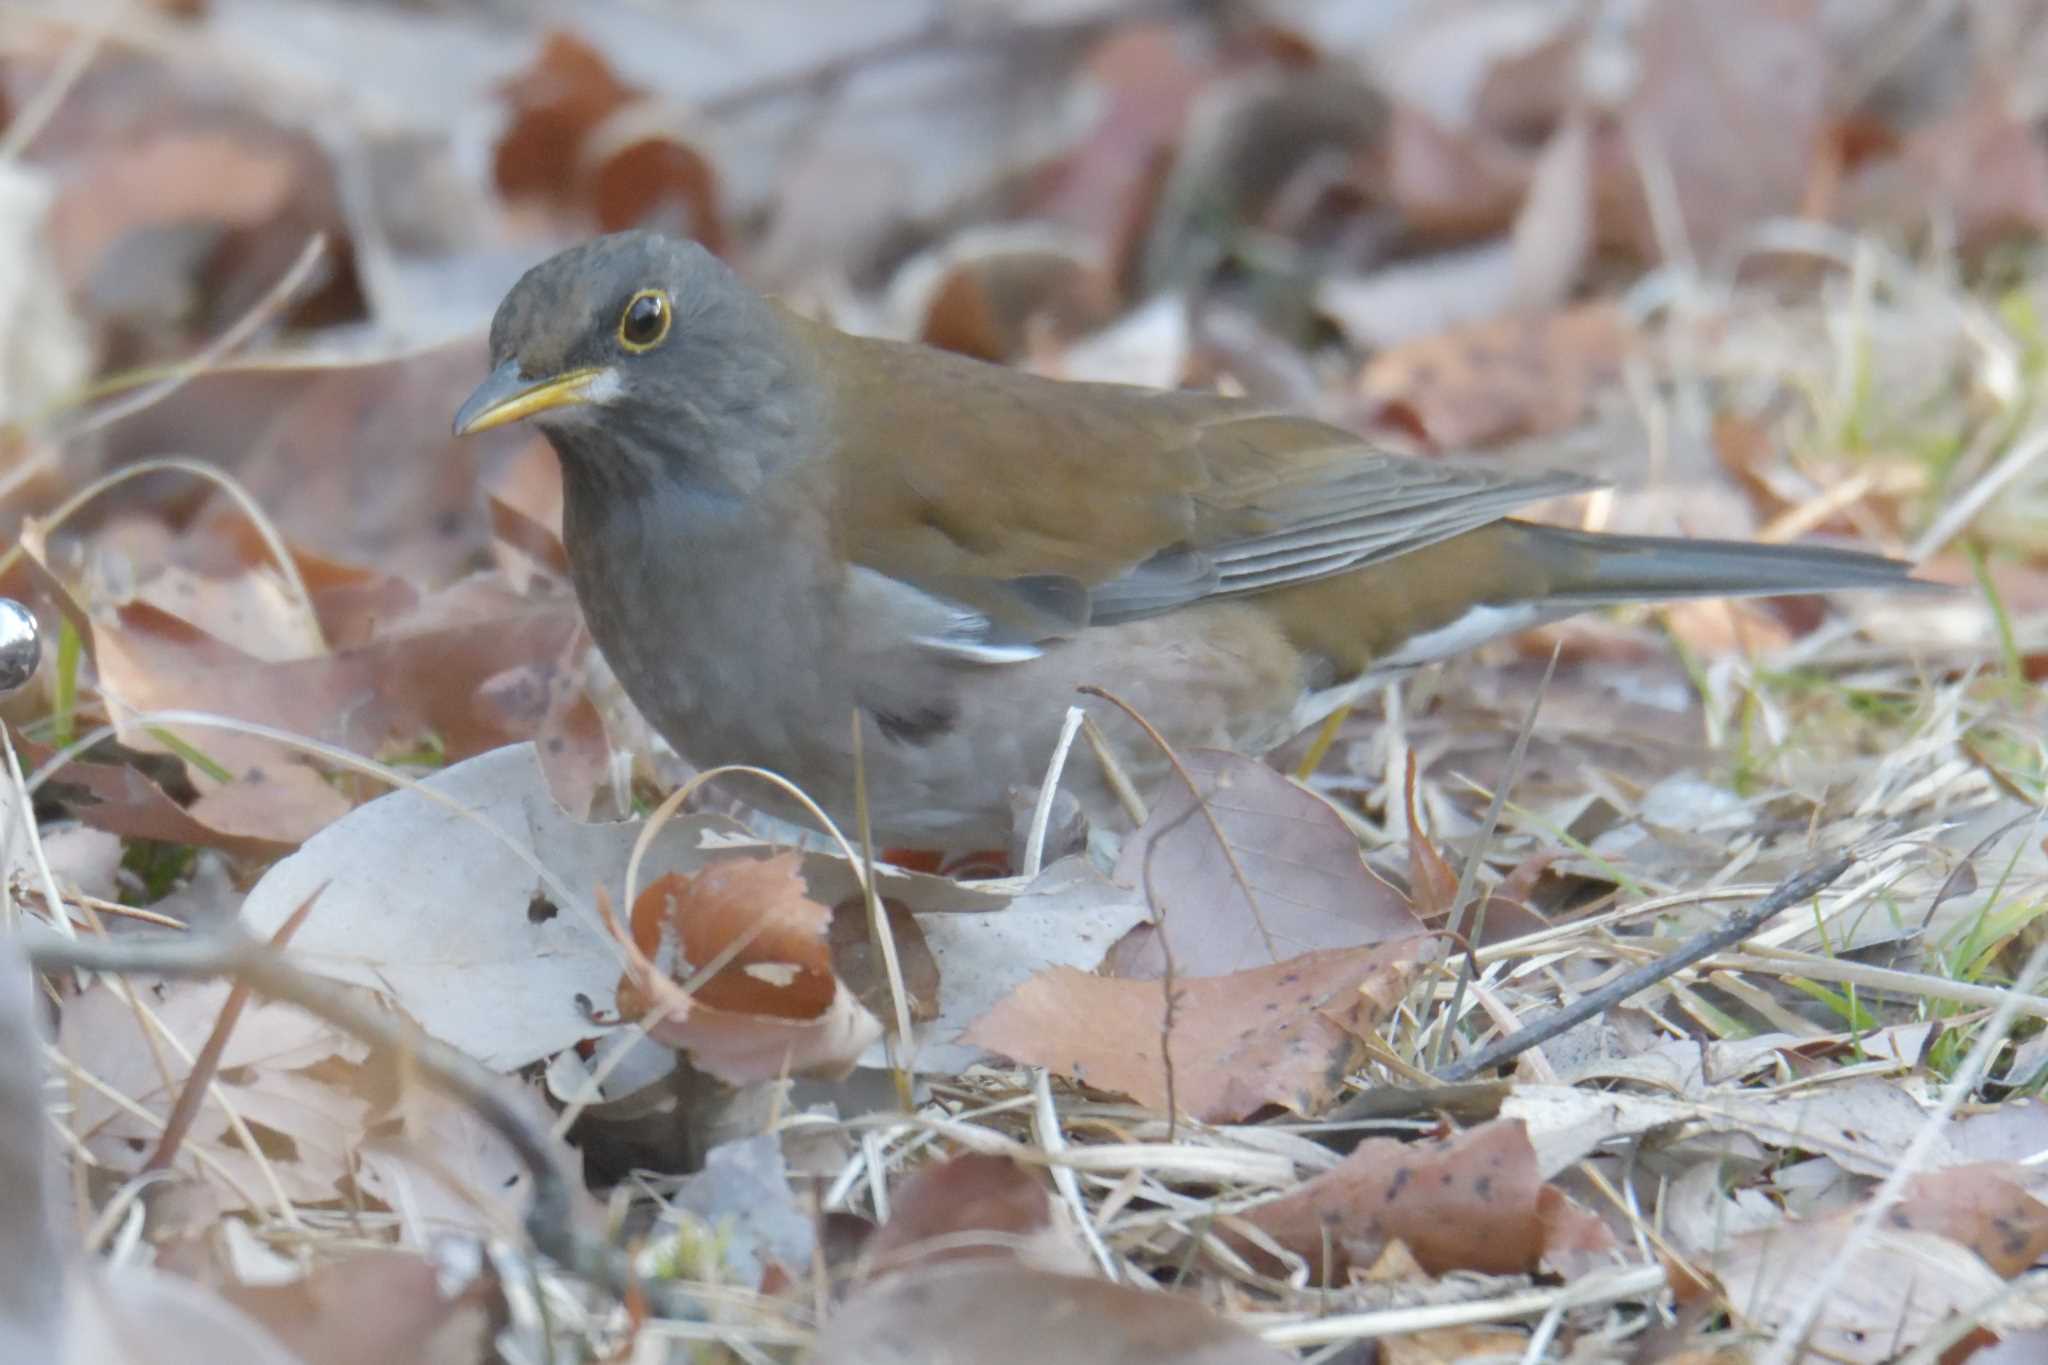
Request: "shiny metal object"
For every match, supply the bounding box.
[0,598,40,696]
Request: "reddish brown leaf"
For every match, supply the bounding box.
[1357,302,1632,449]
[1237,1118,1555,1279]
[95,340,514,582]
[860,1154,1058,1277]
[1403,752,1459,919]
[609,857,881,1082]
[492,31,636,202]
[813,1262,1290,1365]
[15,730,306,860]
[583,107,726,252]
[966,937,1431,1122]
[1891,1164,2048,1278]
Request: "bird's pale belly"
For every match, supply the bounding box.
[604,587,1313,848]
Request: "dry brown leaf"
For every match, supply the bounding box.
[812,1262,1291,1365]
[1385,101,1532,242]
[965,936,1431,1122]
[492,31,726,248]
[492,31,635,204]
[1698,1219,2012,1363]
[1236,1118,1558,1279]
[828,897,941,1026]
[859,1154,1079,1278]
[1033,24,1214,289]
[1105,748,1421,978]
[15,729,309,860]
[93,577,584,766]
[1890,1164,2048,1279]
[31,57,364,360]
[1380,1326,1530,1364]
[910,245,1117,364]
[1853,74,2048,254]
[213,1250,493,1365]
[611,855,882,1082]
[1357,302,1632,449]
[1593,0,1829,262]
[94,341,516,582]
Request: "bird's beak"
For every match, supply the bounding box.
[453,360,607,435]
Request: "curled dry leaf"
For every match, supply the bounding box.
[1236,1117,1606,1279]
[14,729,311,860]
[492,30,726,249]
[1105,748,1421,979]
[1356,301,1632,449]
[812,1261,1291,1365]
[612,853,882,1083]
[965,935,1433,1123]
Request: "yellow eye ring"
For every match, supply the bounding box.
[618,289,672,352]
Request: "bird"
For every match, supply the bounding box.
[454,230,1925,852]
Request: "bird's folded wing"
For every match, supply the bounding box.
[817,329,1595,651]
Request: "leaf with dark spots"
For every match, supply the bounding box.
[1235,1119,1597,1279]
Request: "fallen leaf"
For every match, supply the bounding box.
[492,31,635,204]
[829,897,941,1026]
[15,729,307,860]
[1105,748,1421,978]
[1594,0,1829,262]
[93,577,584,769]
[1889,1164,2048,1278]
[213,1250,494,1365]
[1851,73,2048,254]
[1238,1118,1592,1279]
[1385,101,1532,242]
[59,978,370,1206]
[93,341,519,582]
[581,102,726,250]
[662,1133,816,1289]
[1381,1326,1531,1364]
[812,1262,1291,1365]
[860,1153,1080,1277]
[868,856,1152,1074]
[614,854,883,1082]
[1357,302,1632,449]
[1699,1221,2016,1363]
[966,936,1431,1122]
[63,1265,303,1365]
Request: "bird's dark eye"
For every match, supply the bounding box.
[617,289,671,352]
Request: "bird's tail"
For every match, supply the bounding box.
[1523,524,1934,606]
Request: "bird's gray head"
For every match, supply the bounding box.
[453,230,813,496]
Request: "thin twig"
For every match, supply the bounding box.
[1434,854,1855,1082]
[144,887,324,1173]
